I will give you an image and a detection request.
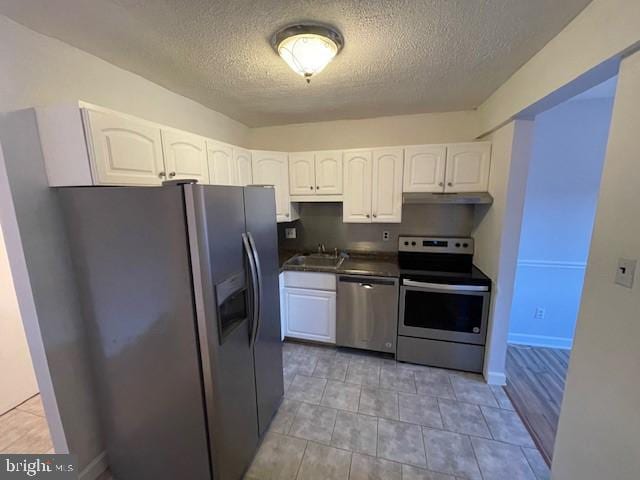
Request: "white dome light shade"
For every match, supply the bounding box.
[278,34,338,79]
[273,24,344,83]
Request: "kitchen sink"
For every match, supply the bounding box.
[285,253,345,269]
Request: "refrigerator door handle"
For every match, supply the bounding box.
[247,232,263,347]
[242,233,260,348]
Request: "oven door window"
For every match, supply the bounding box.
[403,289,484,334]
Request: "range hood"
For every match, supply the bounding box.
[403,192,494,205]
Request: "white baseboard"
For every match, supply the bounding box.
[79,451,108,480]
[485,370,506,386]
[508,333,573,350]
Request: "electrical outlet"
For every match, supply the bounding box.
[382,231,390,241]
[615,258,636,288]
[285,227,297,239]
[534,307,546,320]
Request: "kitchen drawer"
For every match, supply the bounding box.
[283,271,336,291]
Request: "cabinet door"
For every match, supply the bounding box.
[234,148,253,186]
[371,148,403,223]
[161,129,208,183]
[284,288,336,344]
[403,145,447,192]
[206,140,235,185]
[445,143,491,193]
[289,152,316,195]
[343,151,373,223]
[252,151,292,222]
[315,151,343,195]
[83,109,165,185]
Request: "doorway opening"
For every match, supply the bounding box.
[0,224,53,453]
[503,76,618,464]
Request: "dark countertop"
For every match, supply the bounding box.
[279,250,400,278]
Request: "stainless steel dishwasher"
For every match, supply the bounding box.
[336,275,399,354]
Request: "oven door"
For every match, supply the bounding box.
[399,279,490,345]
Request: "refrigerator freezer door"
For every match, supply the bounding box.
[244,186,284,435]
[58,187,211,480]
[185,184,259,480]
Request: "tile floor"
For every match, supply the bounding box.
[1,344,551,480]
[0,395,53,454]
[246,341,550,480]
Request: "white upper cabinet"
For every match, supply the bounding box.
[444,142,491,193]
[289,150,343,197]
[161,129,208,183]
[289,152,316,195]
[315,151,343,195]
[371,148,403,223]
[206,140,235,185]
[234,148,253,186]
[403,145,447,193]
[252,150,296,222]
[343,150,373,223]
[83,109,165,186]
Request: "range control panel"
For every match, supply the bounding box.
[398,236,474,255]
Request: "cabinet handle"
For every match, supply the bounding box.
[316,186,320,190]
[447,182,453,187]
[366,214,370,218]
[285,213,290,218]
[158,171,166,178]
[373,214,377,218]
[169,172,176,178]
[438,182,443,187]
[310,186,314,190]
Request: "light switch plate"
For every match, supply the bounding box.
[615,258,636,288]
[285,227,297,239]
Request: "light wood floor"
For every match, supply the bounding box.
[0,394,53,453]
[504,344,571,466]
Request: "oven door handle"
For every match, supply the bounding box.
[403,279,489,292]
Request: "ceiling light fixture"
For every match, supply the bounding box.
[272,23,344,83]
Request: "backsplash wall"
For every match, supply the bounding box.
[277,203,474,253]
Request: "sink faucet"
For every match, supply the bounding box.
[317,243,326,254]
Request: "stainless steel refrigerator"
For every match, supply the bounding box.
[58,183,284,480]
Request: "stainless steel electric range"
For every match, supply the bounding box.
[396,236,492,373]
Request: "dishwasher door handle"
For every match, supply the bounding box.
[338,276,396,286]
[360,283,374,289]
[403,279,489,292]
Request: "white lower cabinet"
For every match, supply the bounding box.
[279,273,286,341]
[281,272,336,344]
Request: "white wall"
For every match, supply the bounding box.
[0,224,38,414]
[477,0,640,136]
[472,120,534,385]
[247,110,480,151]
[509,97,615,349]
[0,15,249,146]
[551,48,640,480]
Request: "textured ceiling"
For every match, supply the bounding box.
[0,0,592,127]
